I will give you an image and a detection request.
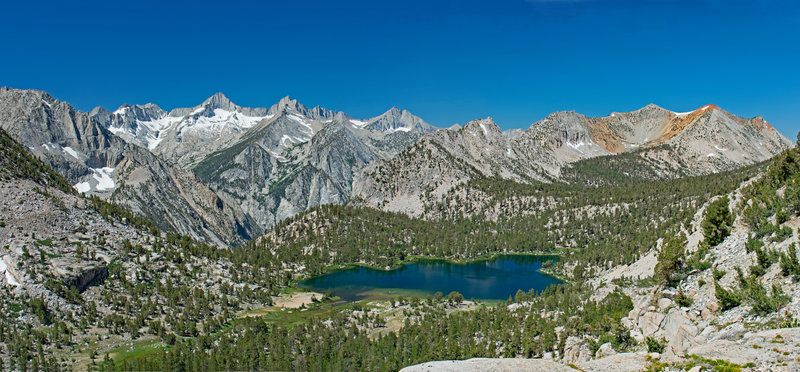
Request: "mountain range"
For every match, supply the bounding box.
[0,87,792,245]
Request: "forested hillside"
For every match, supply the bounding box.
[1,123,798,371]
[262,160,756,276]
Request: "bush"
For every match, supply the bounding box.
[715,282,741,311]
[674,290,693,307]
[771,226,793,242]
[780,243,800,280]
[445,291,464,305]
[750,284,788,316]
[645,336,665,353]
[702,196,732,246]
[655,234,688,286]
[745,237,763,254]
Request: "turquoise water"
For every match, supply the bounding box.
[299,254,561,302]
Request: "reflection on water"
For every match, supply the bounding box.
[299,254,561,302]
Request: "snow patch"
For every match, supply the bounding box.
[74,182,91,193]
[567,141,589,154]
[108,113,184,150]
[113,107,128,116]
[63,146,81,160]
[41,99,52,108]
[387,127,412,133]
[279,134,307,147]
[268,150,288,162]
[93,167,115,191]
[700,105,711,111]
[177,110,269,136]
[479,123,488,136]
[350,119,367,127]
[506,148,512,155]
[73,167,116,193]
[147,137,164,150]
[707,153,716,157]
[288,114,314,135]
[714,145,727,152]
[0,256,20,287]
[674,111,692,116]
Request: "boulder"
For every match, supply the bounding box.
[638,312,665,336]
[709,322,745,342]
[49,257,108,292]
[661,309,698,353]
[595,343,617,358]
[630,329,645,344]
[576,352,650,372]
[562,336,592,364]
[657,298,673,311]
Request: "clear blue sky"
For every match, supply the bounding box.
[1,0,798,137]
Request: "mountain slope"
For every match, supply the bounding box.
[355,104,793,215]
[186,99,436,230]
[0,87,258,246]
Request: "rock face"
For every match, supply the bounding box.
[50,257,108,292]
[89,92,438,231]
[184,98,436,230]
[354,117,565,217]
[0,87,257,246]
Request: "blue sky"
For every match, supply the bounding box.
[1,0,798,136]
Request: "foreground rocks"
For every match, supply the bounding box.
[400,358,575,372]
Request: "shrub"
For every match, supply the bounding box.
[780,243,800,280]
[702,196,732,246]
[715,282,741,311]
[655,234,688,286]
[645,336,665,353]
[675,290,693,307]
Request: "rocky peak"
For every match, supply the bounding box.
[461,117,502,139]
[747,115,777,131]
[186,92,238,116]
[537,110,586,126]
[366,106,435,133]
[112,103,168,122]
[167,93,267,118]
[201,92,235,110]
[89,106,112,124]
[90,106,110,116]
[635,103,669,113]
[527,111,592,143]
[269,96,305,114]
[267,96,336,121]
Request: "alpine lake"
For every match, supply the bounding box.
[299,254,561,302]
